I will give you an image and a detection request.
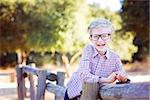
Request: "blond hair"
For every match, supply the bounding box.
[88,18,114,34]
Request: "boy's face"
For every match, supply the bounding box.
[89,27,112,53]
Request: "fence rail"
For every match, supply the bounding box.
[81,82,150,100]
[16,65,65,100]
[16,65,150,100]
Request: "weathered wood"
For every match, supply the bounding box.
[16,67,25,100]
[81,82,100,100]
[99,82,150,100]
[23,65,38,76]
[36,70,47,100]
[23,75,27,97]
[46,83,65,97]
[28,73,35,100]
[22,65,57,81]
[16,65,66,100]
[17,65,150,100]
[55,72,65,100]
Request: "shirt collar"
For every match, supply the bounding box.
[92,46,110,59]
[105,49,110,59]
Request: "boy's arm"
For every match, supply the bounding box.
[77,45,99,83]
[115,56,128,82]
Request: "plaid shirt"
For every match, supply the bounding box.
[66,44,126,99]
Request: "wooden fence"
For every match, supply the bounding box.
[81,82,150,100]
[16,65,150,100]
[16,65,65,100]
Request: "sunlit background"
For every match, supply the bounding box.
[87,0,122,11]
[0,0,149,99]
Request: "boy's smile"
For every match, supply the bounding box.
[96,43,106,48]
[95,42,107,54]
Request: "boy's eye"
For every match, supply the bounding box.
[90,35,99,40]
[93,35,99,38]
[90,33,110,41]
[101,34,108,37]
[101,34,111,38]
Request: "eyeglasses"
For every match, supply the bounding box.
[90,34,111,41]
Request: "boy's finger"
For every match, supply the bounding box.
[118,75,128,82]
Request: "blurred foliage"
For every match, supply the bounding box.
[0,0,86,66]
[121,0,149,60]
[0,52,17,67]
[0,0,83,53]
[0,0,139,67]
[109,32,137,61]
[0,0,28,52]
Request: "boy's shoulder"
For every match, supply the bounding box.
[82,44,95,54]
[108,49,120,59]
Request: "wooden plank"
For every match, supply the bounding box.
[55,72,65,100]
[36,70,47,100]
[99,82,150,100]
[28,73,35,100]
[81,82,100,100]
[22,65,38,76]
[46,83,65,97]
[22,65,57,81]
[16,67,25,100]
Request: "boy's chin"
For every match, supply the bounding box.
[97,49,107,54]
[96,47,107,52]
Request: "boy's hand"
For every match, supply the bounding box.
[98,72,117,83]
[115,72,128,82]
[106,72,117,83]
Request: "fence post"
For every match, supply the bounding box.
[28,64,36,100]
[55,72,65,100]
[36,70,47,100]
[16,66,25,100]
[81,82,100,100]
[28,73,35,100]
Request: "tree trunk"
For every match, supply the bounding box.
[61,54,70,78]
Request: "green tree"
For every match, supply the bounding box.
[121,0,149,60]
[0,0,84,65]
[0,0,28,53]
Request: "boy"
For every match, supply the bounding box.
[64,18,128,100]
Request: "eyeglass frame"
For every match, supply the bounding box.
[90,33,111,41]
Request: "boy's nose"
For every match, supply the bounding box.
[97,37,104,42]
